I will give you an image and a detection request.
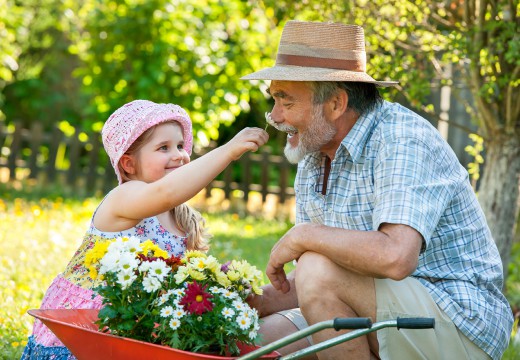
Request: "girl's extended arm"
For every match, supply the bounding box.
[97,127,268,229]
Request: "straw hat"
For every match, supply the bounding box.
[102,100,193,184]
[241,21,398,87]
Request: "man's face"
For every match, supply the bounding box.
[267,81,336,163]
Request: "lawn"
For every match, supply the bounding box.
[1,195,518,359]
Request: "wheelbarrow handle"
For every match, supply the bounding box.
[397,317,435,329]
[238,318,372,360]
[333,317,372,330]
[238,317,435,360]
[279,318,435,360]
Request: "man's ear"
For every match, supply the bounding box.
[325,90,348,121]
[119,154,136,175]
[327,89,348,121]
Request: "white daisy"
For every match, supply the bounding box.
[160,306,174,318]
[117,252,139,273]
[116,270,137,289]
[221,289,238,299]
[148,260,171,281]
[232,300,245,311]
[172,307,186,319]
[209,286,220,294]
[172,289,185,297]
[107,237,126,253]
[169,318,181,330]
[138,261,152,273]
[122,236,141,254]
[99,250,121,274]
[236,314,251,330]
[142,275,161,293]
[222,307,235,319]
[156,293,170,306]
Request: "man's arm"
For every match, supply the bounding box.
[266,222,423,293]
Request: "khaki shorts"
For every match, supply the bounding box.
[375,277,490,360]
[277,277,490,359]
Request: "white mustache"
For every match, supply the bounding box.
[265,112,298,133]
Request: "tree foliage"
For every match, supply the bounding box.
[1,0,279,143]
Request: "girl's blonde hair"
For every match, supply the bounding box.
[118,121,210,252]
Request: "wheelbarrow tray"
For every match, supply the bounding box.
[28,309,279,360]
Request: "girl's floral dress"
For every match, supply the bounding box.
[21,216,187,360]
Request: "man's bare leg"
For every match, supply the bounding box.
[295,251,379,360]
[258,313,318,359]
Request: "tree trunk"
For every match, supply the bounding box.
[477,136,520,281]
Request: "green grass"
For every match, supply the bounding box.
[1,196,518,359]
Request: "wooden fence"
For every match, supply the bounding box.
[0,122,296,206]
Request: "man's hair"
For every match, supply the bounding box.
[309,81,382,116]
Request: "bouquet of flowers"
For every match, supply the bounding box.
[85,236,264,356]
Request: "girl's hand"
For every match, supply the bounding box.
[224,127,269,160]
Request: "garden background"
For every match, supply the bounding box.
[1,0,519,359]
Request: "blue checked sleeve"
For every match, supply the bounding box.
[371,134,461,247]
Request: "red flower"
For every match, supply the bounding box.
[179,281,214,315]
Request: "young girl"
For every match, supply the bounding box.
[21,99,269,359]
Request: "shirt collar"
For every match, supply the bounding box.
[339,101,385,163]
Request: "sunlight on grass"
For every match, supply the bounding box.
[0,197,97,359]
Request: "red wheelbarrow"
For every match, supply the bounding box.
[28,309,435,360]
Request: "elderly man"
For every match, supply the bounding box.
[241,21,513,360]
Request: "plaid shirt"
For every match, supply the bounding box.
[294,100,513,359]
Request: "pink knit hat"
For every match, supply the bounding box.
[102,100,193,184]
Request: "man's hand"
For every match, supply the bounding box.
[266,223,310,293]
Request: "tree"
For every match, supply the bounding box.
[63,0,279,144]
[1,0,279,141]
[261,0,520,277]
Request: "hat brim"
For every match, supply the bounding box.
[241,65,398,87]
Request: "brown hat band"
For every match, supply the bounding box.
[276,53,365,72]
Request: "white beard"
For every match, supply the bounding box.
[284,141,307,164]
[283,105,336,164]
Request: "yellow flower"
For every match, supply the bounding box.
[252,284,263,295]
[88,266,97,280]
[188,268,206,281]
[185,250,207,260]
[227,270,240,282]
[216,272,231,287]
[191,257,206,270]
[205,256,220,273]
[174,267,189,284]
[139,240,168,259]
[85,239,110,267]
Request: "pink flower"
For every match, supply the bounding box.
[179,281,214,315]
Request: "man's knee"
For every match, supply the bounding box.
[295,251,376,319]
[294,252,346,305]
[295,252,333,292]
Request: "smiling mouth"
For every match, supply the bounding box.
[287,129,298,138]
[265,112,298,137]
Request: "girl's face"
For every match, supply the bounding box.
[134,122,190,183]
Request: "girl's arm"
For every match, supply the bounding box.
[96,127,268,230]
